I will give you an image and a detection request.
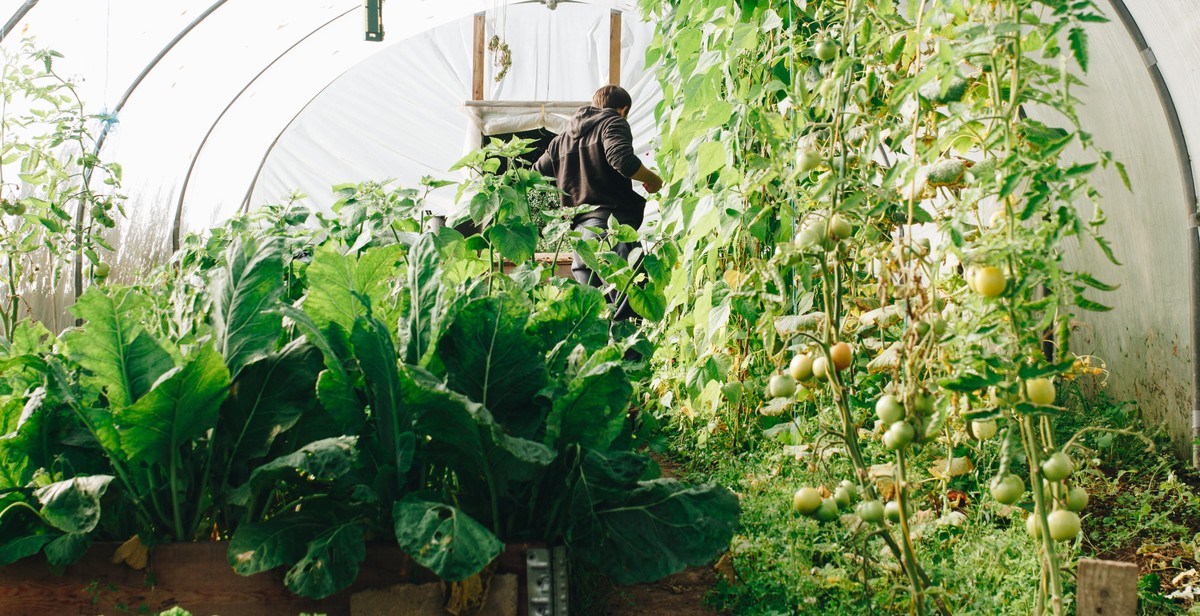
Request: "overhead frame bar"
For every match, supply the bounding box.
[1104,0,1200,467]
[609,10,621,85]
[72,0,233,306]
[171,5,359,252]
[0,0,38,43]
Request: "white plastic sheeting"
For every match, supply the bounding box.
[249,3,660,218]
[4,0,1200,453]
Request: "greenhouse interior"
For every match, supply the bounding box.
[1,0,1199,614]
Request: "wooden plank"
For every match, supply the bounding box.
[609,10,622,86]
[473,12,486,100]
[0,542,538,616]
[1076,558,1139,616]
[463,100,589,109]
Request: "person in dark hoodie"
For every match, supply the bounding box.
[533,85,663,319]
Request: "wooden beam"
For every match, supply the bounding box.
[609,10,621,86]
[1076,559,1138,616]
[472,12,486,100]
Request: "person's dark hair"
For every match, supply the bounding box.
[593,85,632,110]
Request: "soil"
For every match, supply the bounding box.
[599,566,727,616]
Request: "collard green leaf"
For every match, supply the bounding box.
[116,344,231,465]
[352,316,415,475]
[229,512,315,575]
[567,478,738,584]
[315,368,365,434]
[230,436,358,506]
[211,235,284,380]
[392,495,502,582]
[545,360,632,451]
[527,284,610,371]
[64,288,174,408]
[0,534,52,565]
[44,532,91,566]
[303,244,403,336]
[283,522,366,599]
[437,296,548,437]
[402,234,443,366]
[34,475,114,534]
[219,339,323,467]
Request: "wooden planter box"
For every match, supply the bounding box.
[0,542,550,616]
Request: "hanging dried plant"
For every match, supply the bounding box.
[488,35,512,82]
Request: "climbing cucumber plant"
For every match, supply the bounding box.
[636,0,1116,614]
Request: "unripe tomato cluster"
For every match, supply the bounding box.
[792,480,879,524]
[874,390,936,451]
[769,344,855,400]
[990,448,1084,542]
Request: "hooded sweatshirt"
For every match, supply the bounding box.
[534,106,647,227]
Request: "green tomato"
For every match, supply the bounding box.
[814,39,838,62]
[812,355,829,381]
[768,373,797,399]
[793,487,822,515]
[93,262,111,280]
[1047,509,1081,541]
[971,418,998,440]
[884,500,902,523]
[974,266,1006,297]
[857,500,885,524]
[875,395,904,424]
[908,393,933,416]
[1026,378,1056,405]
[989,474,1024,505]
[1026,513,1042,539]
[815,498,840,523]
[1041,451,1074,482]
[789,354,814,381]
[1065,485,1089,512]
[796,149,822,173]
[795,226,823,250]
[828,214,852,240]
[883,421,915,450]
[834,486,854,509]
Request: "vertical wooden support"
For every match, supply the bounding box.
[1076,559,1138,616]
[472,12,486,100]
[609,10,621,86]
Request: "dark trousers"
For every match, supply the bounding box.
[572,220,637,321]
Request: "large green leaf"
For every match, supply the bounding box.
[283,522,366,599]
[34,475,114,534]
[64,288,174,408]
[567,478,738,585]
[229,436,358,506]
[487,219,537,265]
[545,360,632,451]
[527,284,610,372]
[436,296,548,437]
[211,235,284,380]
[219,339,322,466]
[116,344,230,465]
[392,495,502,581]
[401,233,443,366]
[352,316,415,476]
[44,532,91,566]
[0,534,52,565]
[303,244,403,336]
[229,512,314,575]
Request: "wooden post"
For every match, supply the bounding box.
[1076,559,1138,616]
[609,10,621,86]
[472,12,486,100]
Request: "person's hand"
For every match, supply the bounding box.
[643,174,663,194]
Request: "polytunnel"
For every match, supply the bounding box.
[2,0,1197,458]
[3,1,1200,612]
